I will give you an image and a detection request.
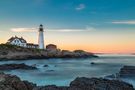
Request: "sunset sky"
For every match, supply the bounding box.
[0,0,135,53]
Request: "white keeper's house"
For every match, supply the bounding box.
[7,36,39,48]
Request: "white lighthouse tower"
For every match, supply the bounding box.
[38,24,45,49]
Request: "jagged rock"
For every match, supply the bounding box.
[0,73,36,90]
[69,77,134,90]
[33,77,134,90]
[23,81,37,90]
[119,66,135,77]
[104,74,116,79]
[0,73,134,90]
[0,63,37,70]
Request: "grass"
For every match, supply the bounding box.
[0,44,42,53]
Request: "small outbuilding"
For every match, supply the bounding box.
[46,44,57,51]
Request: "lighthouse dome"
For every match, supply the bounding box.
[39,24,44,32]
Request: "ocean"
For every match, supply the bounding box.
[0,54,135,86]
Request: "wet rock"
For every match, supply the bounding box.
[119,66,135,77]
[33,77,134,90]
[0,73,36,90]
[23,81,37,90]
[104,74,116,79]
[33,85,67,90]
[69,77,134,90]
[46,70,55,72]
[0,63,37,70]
[32,64,37,67]
[0,72,134,90]
[104,65,135,79]
[91,62,95,65]
[43,65,49,67]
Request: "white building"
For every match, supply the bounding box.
[7,36,27,47]
[7,25,45,49]
[38,24,45,49]
[7,36,38,49]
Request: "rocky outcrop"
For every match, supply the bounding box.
[33,85,67,90]
[69,77,134,90]
[0,63,37,70]
[119,66,135,77]
[0,72,36,90]
[106,65,135,79]
[59,50,97,58]
[0,73,134,90]
[33,77,134,90]
[0,44,98,60]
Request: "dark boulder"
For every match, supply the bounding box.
[91,62,95,65]
[69,77,134,90]
[0,63,37,70]
[33,77,134,90]
[0,73,36,90]
[0,70,134,90]
[119,66,135,77]
[46,70,55,72]
[23,81,37,90]
[33,85,68,90]
[43,65,49,67]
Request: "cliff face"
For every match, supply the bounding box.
[0,44,98,60]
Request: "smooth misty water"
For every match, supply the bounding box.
[0,54,135,86]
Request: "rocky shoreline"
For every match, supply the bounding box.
[0,64,134,90]
[119,66,135,77]
[105,65,135,79]
[0,63,37,70]
[0,63,134,90]
[0,72,134,90]
[0,44,98,60]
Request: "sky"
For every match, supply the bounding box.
[0,0,135,53]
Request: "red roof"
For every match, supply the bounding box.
[46,44,57,49]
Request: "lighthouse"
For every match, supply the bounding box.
[38,24,45,49]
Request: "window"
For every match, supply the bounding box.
[14,40,16,43]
